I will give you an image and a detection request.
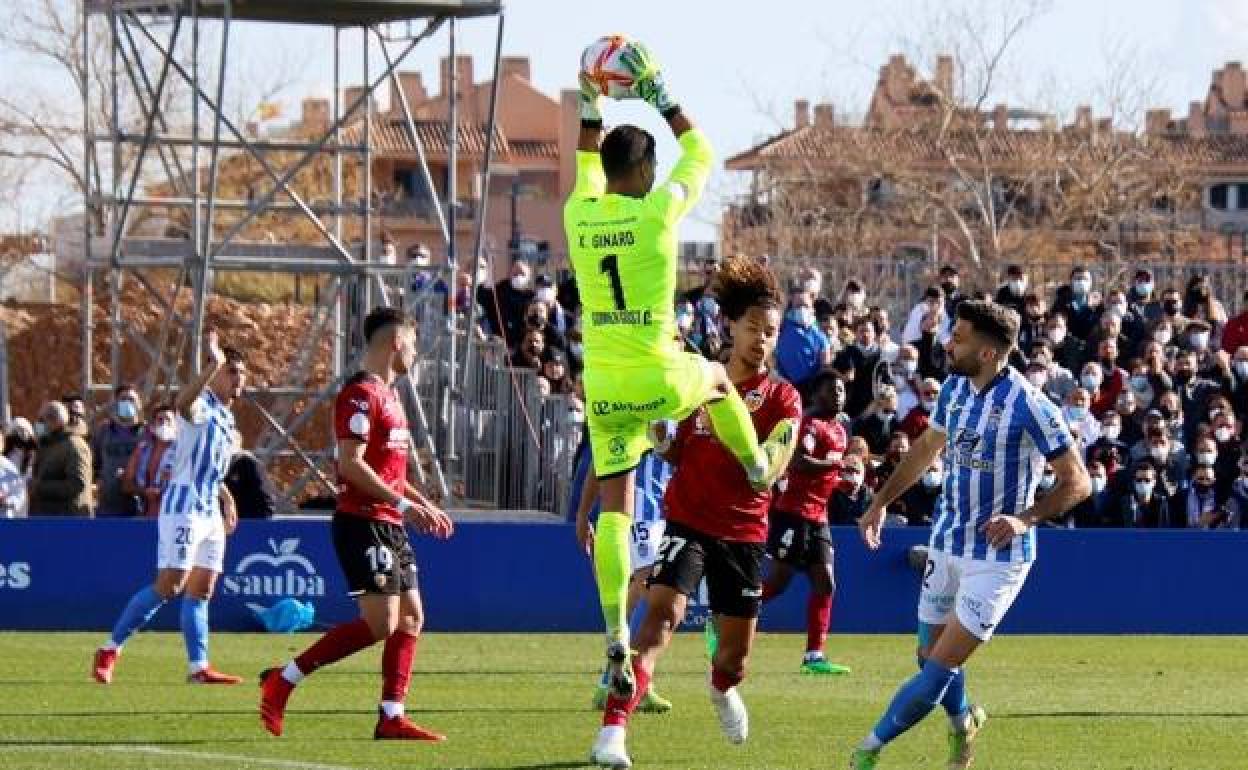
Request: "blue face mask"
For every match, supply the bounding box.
[699,297,719,316]
[786,307,815,327]
[116,400,138,422]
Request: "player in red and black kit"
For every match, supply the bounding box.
[259,307,453,741]
[591,256,801,767]
[764,369,852,676]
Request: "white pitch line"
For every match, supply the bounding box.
[7,744,362,770]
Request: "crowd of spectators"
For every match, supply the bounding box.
[0,385,277,519]
[475,253,1248,530]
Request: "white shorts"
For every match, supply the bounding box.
[631,519,665,572]
[917,549,1031,642]
[157,513,226,572]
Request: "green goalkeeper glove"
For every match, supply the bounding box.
[578,71,604,123]
[619,42,678,115]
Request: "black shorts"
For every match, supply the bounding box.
[647,520,764,618]
[331,514,418,597]
[766,509,835,569]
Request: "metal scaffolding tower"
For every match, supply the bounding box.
[82,0,505,510]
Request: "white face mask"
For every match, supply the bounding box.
[1009,278,1027,294]
[901,360,918,377]
[1196,451,1217,465]
[1027,371,1047,388]
[1109,302,1128,316]
[153,423,176,443]
[1047,327,1066,345]
[1072,278,1091,295]
[1039,472,1057,490]
[536,287,556,304]
[510,273,531,291]
[802,279,820,294]
[880,342,900,364]
[1081,374,1102,391]
[1234,361,1248,380]
[922,398,937,412]
[1216,426,1234,443]
[841,471,862,487]
[922,470,943,488]
[1135,480,1154,497]
[847,292,865,308]
[1154,330,1171,345]
[1150,447,1169,462]
[1102,424,1120,441]
[1190,333,1210,351]
[1090,475,1107,494]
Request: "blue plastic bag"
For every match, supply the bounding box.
[250,598,315,633]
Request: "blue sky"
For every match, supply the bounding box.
[4,0,1246,242]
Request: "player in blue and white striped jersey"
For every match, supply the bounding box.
[94,331,246,686]
[571,425,674,714]
[850,301,1091,770]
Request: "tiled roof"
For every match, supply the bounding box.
[726,124,1248,171]
[340,117,558,160]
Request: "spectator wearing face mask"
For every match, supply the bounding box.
[796,266,834,319]
[833,318,892,418]
[1120,460,1171,527]
[1063,388,1101,446]
[30,401,94,517]
[1071,459,1118,528]
[1026,340,1075,403]
[892,345,922,415]
[914,308,949,381]
[122,404,177,517]
[1079,362,1117,420]
[1016,294,1047,356]
[938,265,964,319]
[1183,319,1220,373]
[1180,463,1221,528]
[1129,269,1161,322]
[491,259,536,347]
[1102,288,1147,358]
[1188,434,1231,502]
[1088,340,1127,417]
[994,264,1028,317]
[1051,265,1101,340]
[1090,313,1130,368]
[826,456,874,527]
[871,306,900,365]
[893,456,943,526]
[776,289,831,401]
[854,387,901,457]
[92,384,146,517]
[1144,427,1189,499]
[1086,411,1128,476]
[62,395,90,439]
[533,274,569,337]
[899,377,940,441]
[1045,313,1087,375]
[3,418,37,480]
[1158,287,1188,335]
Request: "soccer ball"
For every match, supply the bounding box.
[580,35,637,100]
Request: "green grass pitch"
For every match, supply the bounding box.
[0,631,1244,769]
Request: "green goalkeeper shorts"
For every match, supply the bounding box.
[582,352,718,478]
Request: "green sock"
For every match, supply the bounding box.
[706,389,764,472]
[594,511,632,644]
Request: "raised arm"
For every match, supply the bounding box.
[177,330,226,421]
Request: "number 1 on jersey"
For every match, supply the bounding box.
[599,253,626,310]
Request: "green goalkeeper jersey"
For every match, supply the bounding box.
[563,128,714,370]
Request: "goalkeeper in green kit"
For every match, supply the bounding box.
[565,38,796,708]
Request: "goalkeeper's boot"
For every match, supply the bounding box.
[604,641,635,701]
[947,704,987,769]
[590,726,632,769]
[374,709,446,741]
[748,419,798,491]
[800,652,852,676]
[637,687,673,714]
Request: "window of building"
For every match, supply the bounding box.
[1210,183,1229,211]
[1237,183,1248,210]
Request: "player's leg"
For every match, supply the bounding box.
[595,468,638,698]
[593,527,702,767]
[94,514,192,683]
[183,520,240,684]
[260,518,397,736]
[918,621,986,770]
[851,551,962,766]
[799,526,850,675]
[704,539,764,745]
[628,564,672,713]
[700,361,796,490]
[374,581,445,741]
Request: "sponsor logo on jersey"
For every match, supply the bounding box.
[590,309,654,327]
[224,538,326,610]
[608,436,627,457]
[952,428,994,470]
[592,396,668,416]
[0,562,31,590]
[744,389,765,412]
